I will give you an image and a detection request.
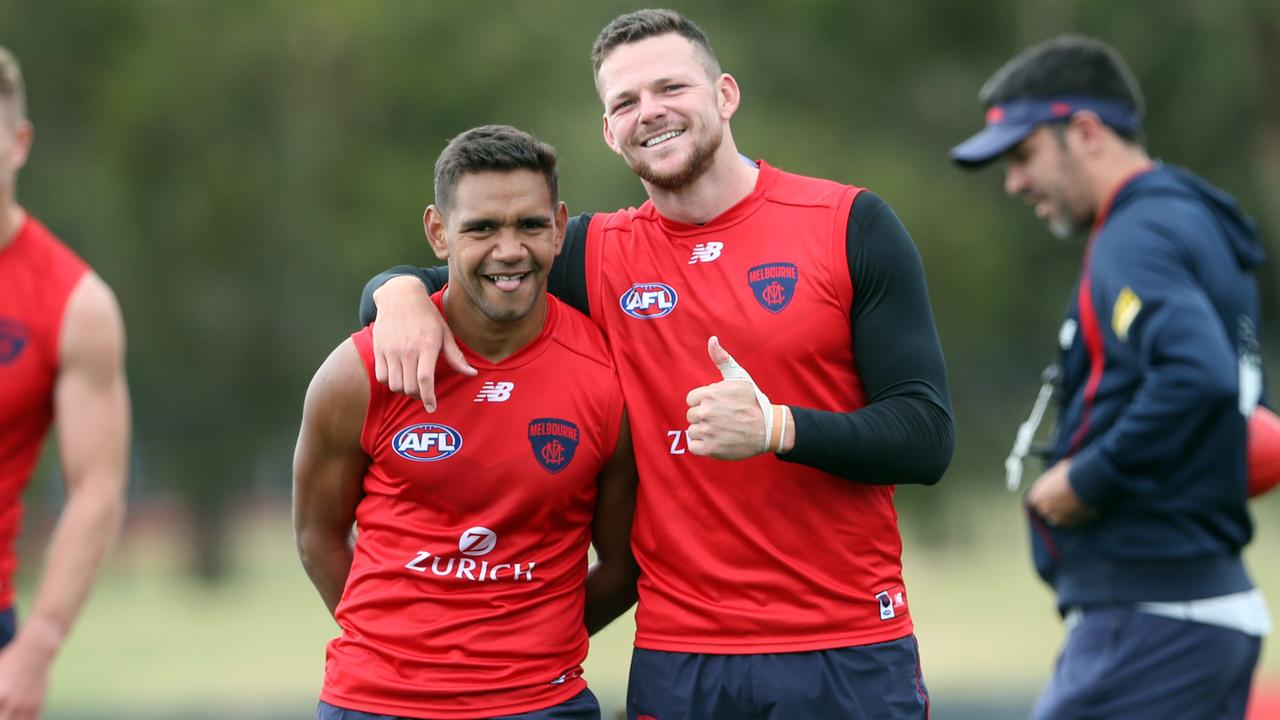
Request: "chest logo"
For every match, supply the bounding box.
[474,381,514,403]
[528,418,580,474]
[747,263,799,313]
[392,423,463,462]
[0,318,28,365]
[459,527,498,556]
[688,241,724,264]
[620,282,678,319]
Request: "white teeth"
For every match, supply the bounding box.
[487,274,525,281]
[643,130,682,148]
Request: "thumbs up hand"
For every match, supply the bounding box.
[685,336,790,460]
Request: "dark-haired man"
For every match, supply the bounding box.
[952,35,1269,720]
[361,9,951,720]
[294,125,637,720]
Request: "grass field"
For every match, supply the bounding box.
[24,495,1280,719]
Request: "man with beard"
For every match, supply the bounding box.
[360,11,952,719]
[951,36,1269,719]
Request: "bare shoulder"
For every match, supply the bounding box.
[303,339,370,437]
[60,272,126,372]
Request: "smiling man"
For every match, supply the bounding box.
[358,10,952,720]
[952,36,1270,720]
[293,125,637,720]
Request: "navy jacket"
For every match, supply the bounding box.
[1033,164,1267,609]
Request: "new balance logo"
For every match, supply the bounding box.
[474,381,514,402]
[688,242,723,264]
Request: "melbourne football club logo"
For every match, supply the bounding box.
[0,318,28,365]
[619,282,678,319]
[747,263,798,314]
[391,423,463,462]
[458,527,497,556]
[528,418,580,474]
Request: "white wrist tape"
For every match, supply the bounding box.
[713,353,782,453]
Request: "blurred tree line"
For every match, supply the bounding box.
[3,0,1277,576]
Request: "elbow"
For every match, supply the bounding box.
[901,403,954,486]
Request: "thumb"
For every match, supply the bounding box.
[708,335,749,381]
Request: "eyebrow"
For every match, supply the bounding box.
[458,213,553,232]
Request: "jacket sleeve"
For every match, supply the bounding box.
[1068,211,1239,509]
[780,192,955,485]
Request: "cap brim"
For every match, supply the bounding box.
[949,122,1037,168]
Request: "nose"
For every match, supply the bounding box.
[490,230,529,263]
[637,91,666,125]
[1004,163,1028,198]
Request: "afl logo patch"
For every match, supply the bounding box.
[620,282,678,319]
[392,423,463,462]
[528,418,580,474]
[0,318,28,365]
[747,263,798,313]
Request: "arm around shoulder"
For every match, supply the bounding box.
[584,413,639,635]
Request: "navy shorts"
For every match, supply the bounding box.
[317,687,599,720]
[0,606,15,648]
[627,634,929,720]
[1032,608,1261,720]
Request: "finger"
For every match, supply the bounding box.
[687,406,704,424]
[441,331,478,378]
[687,436,709,456]
[686,386,710,407]
[415,349,437,412]
[708,336,749,381]
[374,348,389,384]
[384,354,404,394]
[400,355,420,401]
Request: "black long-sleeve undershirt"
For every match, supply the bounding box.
[358,192,953,486]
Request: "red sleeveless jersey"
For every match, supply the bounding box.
[0,215,89,607]
[322,293,624,719]
[584,161,912,653]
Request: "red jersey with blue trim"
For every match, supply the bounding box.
[0,215,89,607]
[322,293,624,719]
[585,161,912,653]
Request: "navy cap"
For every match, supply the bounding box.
[950,96,1141,168]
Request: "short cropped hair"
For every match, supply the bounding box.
[591,9,721,82]
[433,125,559,216]
[0,46,27,125]
[980,35,1145,141]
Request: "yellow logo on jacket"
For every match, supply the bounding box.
[1112,286,1142,341]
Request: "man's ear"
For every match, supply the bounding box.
[552,201,568,256]
[715,73,741,122]
[424,205,449,261]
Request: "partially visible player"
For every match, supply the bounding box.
[0,45,130,719]
[952,35,1269,720]
[293,125,637,720]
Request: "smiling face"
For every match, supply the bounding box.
[1002,125,1095,239]
[596,33,732,190]
[426,169,566,330]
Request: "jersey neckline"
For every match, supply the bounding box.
[430,288,560,371]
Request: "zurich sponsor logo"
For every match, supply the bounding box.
[392,423,463,462]
[458,526,497,556]
[747,262,798,314]
[619,282,677,319]
[0,318,28,365]
[528,418,580,474]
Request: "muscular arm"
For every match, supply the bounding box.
[781,192,955,485]
[584,414,638,635]
[292,340,370,616]
[0,273,129,718]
